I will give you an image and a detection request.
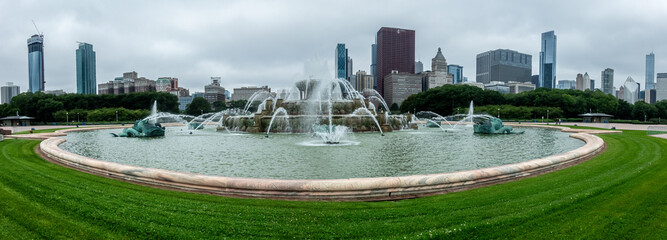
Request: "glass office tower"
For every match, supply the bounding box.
[27,34,45,92]
[539,31,557,89]
[76,42,97,94]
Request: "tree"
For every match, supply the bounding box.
[631,101,657,121]
[185,97,212,115]
[655,100,667,119]
[390,103,399,111]
[228,100,247,109]
[212,101,227,111]
[616,100,633,120]
[36,98,65,123]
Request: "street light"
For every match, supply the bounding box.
[457,108,460,115]
[66,112,69,125]
[77,113,80,123]
[497,108,500,118]
[115,110,118,122]
[547,109,550,123]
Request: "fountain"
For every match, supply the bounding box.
[218,59,404,144]
[51,59,593,201]
[473,117,524,134]
[111,119,165,137]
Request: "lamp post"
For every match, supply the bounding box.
[547,109,550,123]
[77,113,80,123]
[457,108,460,115]
[115,110,118,122]
[497,108,500,118]
[201,109,203,115]
[66,112,69,125]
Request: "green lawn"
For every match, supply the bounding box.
[0,130,665,239]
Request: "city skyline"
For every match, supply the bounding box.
[1,1,666,94]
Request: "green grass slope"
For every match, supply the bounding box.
[0,130,664,239]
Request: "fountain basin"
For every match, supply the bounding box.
[36,125,610,201]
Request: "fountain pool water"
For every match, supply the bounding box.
[61,126,584,179]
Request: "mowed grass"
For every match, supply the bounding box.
[0,130,665,239]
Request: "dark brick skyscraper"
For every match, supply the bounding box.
[376,27,415,98]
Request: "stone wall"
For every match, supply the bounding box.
[37,125,611,201]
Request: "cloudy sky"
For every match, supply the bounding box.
[1,0,666,94]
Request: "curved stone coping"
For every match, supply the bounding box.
[38,125,607,201]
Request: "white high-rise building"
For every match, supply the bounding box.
[1,82,20,104]
[656,73,667,101]
[583,72,591,90]
[622,76,639,104]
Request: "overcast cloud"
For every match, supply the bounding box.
[1,0,666,94]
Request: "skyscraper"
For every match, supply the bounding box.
[346,56,353,81]
[415,61,423,74]
[376,27,415,97]
[622,76,639,104]
[576,73,584,90]
[432,48,447,72]
[539,31,557,89]
[646,52,655,90]
[1,82,20,104]
[448,65,463,84]
[601,68,614,95]
[335,43,347,80]
[27,34,45,92]
[370,43,377,89]
[656,73,667,101]
[476,49,531,84]
[76,42,96,94]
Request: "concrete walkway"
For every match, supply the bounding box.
[0,125,82,134]
[527,122,667,140]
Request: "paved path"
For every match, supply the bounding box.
[0,124,95,134]
[525,122,667,140]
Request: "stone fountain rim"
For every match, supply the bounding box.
[35,124,617,201]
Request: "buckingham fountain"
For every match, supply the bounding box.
[43,59,601,200]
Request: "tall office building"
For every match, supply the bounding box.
[432,48,447,72]
[354,70,374,92]
[204,77,226,104]
[601,68,614,95]
[76,42,96,94]
[415,61,423,74]
[539,31,557,89]
[421,48,453,91]
[557,80,576,89]
[448,65,463,84]
[335,43,347,80]
[376,27,415,97]
[1,82,20,104]
[346,56,353,81]
[476,49,531,84]
[27,34,45,92]
[656,73,667,101]
[622,76,639,104]
[646,52,655,90]
[576,73,584,90]
[370,43,377,88]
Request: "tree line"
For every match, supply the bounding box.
[400,85,667,121]
[1,92,179,123]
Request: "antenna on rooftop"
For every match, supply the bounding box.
[31,20,42,36]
